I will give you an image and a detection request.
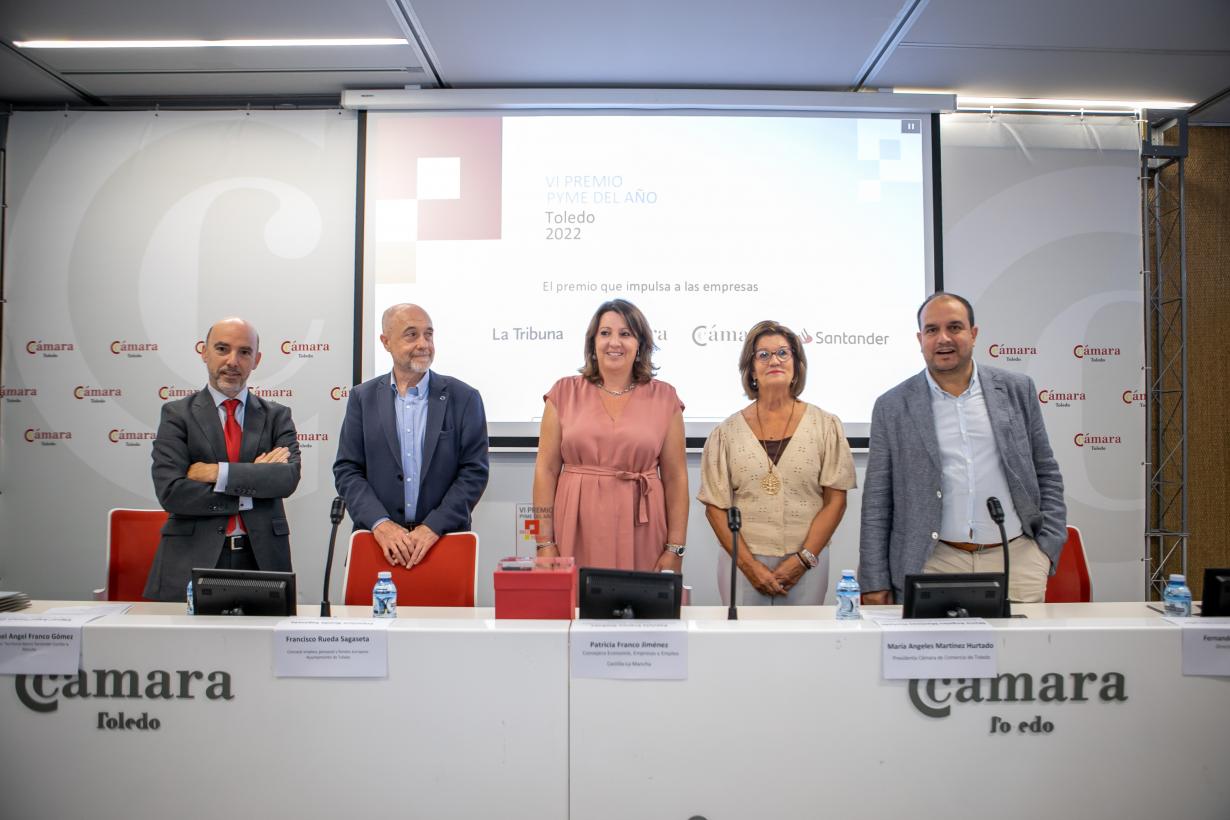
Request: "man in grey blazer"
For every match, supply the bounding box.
[144,318,301,601]
[859,293,1066,604]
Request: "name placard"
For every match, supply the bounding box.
[0,612,103,675]
[571,620,687,680]
[273,618,391,678]
[879,619,997,680]
[1180,620,1230,677]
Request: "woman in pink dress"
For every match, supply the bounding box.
[532,299,689,572]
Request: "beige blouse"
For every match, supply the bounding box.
[697,403,857,557]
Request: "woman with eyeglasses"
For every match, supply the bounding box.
[697,320,855,604]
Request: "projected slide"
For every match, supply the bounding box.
[363,112,930,438]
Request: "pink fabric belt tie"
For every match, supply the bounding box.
[561,464,658,525]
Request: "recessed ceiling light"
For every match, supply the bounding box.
[14,38,407,49]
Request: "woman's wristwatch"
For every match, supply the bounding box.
[664,543,687,557]
[795,549,818,570]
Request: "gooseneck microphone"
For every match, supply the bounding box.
[986,497,1012,618]
[727,506,742,621]
[320,496,347,617]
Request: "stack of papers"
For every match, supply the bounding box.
[0,591,32,612]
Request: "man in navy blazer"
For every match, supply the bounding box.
[333,303,489,566]
[858,292,1066,604]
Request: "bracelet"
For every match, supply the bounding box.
[535,541,557,551]
[796,553,811,570]
[664,543,686,557]
[795,549,818,570]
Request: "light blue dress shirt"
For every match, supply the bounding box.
[925,363,1023,545]
[205,385,253,531]
[373,370,431,528]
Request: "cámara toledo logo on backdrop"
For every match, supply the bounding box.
[109,429,157,445]
[1122,389,1146,406]
[110,340,159,358]
[987,343,1038,361]
[195,340,206,355]
[1073,344,1121,362]
[158,386,197,401]
[1,386,38,403]
[1038,389,1086,407]
[24,428,72,444]
[250,386,294,399]
[330,386,352,401]
[26,340,75,358]
[1074,432,1122,450]
[280,340,331,358]
[297,431,330,450]
[74,385,122,403]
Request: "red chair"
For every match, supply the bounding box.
[343,530,479,607]
[94,509,168,601]
[1045,525,1092,603]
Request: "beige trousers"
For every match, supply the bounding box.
[922,536,1050,603]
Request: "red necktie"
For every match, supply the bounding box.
[223,399,246,534]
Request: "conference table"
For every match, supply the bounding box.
[2,601,1227,820]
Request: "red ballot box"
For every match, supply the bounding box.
[494,556,577,620]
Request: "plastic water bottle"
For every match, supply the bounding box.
[186,579,194,615]
[1163,574,1192,617]
[835,570,861,621]
[372,571,398,619]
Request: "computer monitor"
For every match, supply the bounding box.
[902,573,1008,619]
[579,569,682,620]
[1200,568,1230,617]
[191,568,297,616]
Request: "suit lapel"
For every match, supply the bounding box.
[240,393,266,462]
[981,368,1019,462]
[377,374,402,468]
[905,372,941,471]
[421,373,447,480]
[191,389,228,463]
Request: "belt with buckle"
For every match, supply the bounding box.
[940,535,1021,553]
[223,534,250,551]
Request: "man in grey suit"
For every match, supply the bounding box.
[858,292,1066,604]
[144,317,301,601]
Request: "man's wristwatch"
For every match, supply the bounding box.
[795,549,818,570]
[664,543,687,557]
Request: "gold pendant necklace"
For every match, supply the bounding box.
[755,400,796,496]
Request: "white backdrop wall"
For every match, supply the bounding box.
[939,113,1144,600]
[0,109,1143,604]
[1,110,356,601]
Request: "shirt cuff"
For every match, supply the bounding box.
[214,461,230,493]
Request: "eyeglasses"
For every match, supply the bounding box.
[753,347,792,363]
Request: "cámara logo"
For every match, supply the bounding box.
[330,386,352,401]
[691,325,748,346]
[1122,390,1146,405]
[908,671,1127,718]
[74,385,122,400]
[988,344,1038,359]
[26,340,75,357]
[109,429,157,444]
[250,386,294,398]
[25,428,72,443]
[158,386,197,401]
[1073,344,1121,360]
[110,340,159,356]
[15,668,233,714]
[281,340,331,356]
[1,386,38,400]
[1038,389,1086,406]
[297,432,329,450]
[195,341,206,355]
[1074,433,1123,448]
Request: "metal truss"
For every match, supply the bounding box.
[1140,110,1189,600]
